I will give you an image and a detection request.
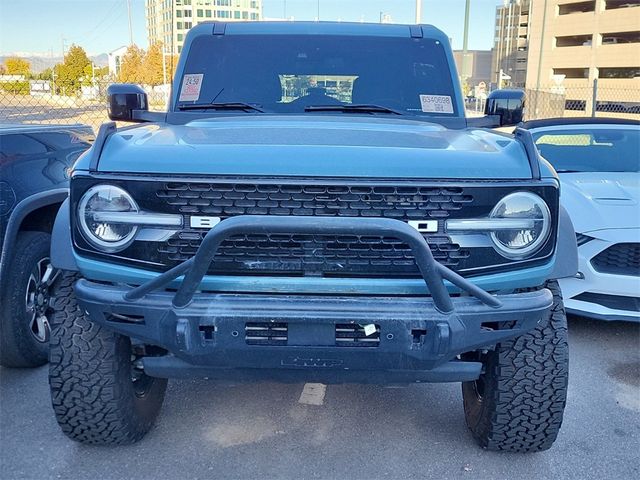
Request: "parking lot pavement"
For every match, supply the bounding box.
[1,316,639,480]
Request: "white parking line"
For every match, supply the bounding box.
[298,383,327,405]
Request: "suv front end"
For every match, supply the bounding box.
[48,22,577,451]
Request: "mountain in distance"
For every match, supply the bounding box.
[0,53,109,73]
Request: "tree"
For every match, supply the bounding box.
[118,44,145,83]
[54,44,91,95]
[142,42,165,86]
[37,67,53,81]
[4,57,31,76]
[0,64,6,75]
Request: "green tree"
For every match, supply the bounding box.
[54,44,91,95]
[118,44,145,83]
[142,42,165,86]
[37,67,53,81]
[4,57,31,76]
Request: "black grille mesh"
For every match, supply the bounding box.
[155,182,472,276]
[157,182,473,218]
[591,243,640,276]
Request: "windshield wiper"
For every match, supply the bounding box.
[304,104,404,115]
[178,102,264,112]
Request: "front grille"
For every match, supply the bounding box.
[155,182,472,277]
[71,176,560,278]
[157,182,474,218]
[591,243,640,276]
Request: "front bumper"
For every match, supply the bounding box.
[560,231,640,322]
[75,216,553,383]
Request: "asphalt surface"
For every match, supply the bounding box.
[1,316,639,480]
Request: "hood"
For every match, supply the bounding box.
[96,116,533,179]
[560,172,640,233]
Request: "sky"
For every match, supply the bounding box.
[0,0,503,57]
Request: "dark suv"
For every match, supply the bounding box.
[49,22,578,451]
[0,124,93,367]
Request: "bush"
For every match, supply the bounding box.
[0,81,30,95]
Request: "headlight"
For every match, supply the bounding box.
[78,185,139,252]
[489,192,551,258]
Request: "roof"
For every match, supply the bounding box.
[0,123,93,135]
[520,117,640,130]
[189,21,448,41]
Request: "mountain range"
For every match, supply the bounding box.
[0,53,109,73]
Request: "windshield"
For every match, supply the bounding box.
[176,34,459,117]
[532,127,640,173]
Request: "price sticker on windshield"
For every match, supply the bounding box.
[179,73,204,102]
[419,94,454,114]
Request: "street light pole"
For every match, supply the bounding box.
[461,0,471,86]
[415,0,422,23]
[127,0,134,45]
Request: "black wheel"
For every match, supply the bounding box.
[49,272,167,445]
[0,231,60,368]
[462,280,569,452]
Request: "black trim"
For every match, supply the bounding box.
[521,117,640,130]
[514,127,542,179]
[88,122,116,172]
[0,188,68,289]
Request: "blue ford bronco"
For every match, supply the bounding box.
[49,22,578,451]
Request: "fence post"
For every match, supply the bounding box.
[591,78,598,117]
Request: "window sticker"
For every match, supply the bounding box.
[419,94,454,114]
[179,73,204,102]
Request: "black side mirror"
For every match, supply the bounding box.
[107,84,148,122]
[485,89,525,127]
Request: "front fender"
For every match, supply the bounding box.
[51,198,78,271]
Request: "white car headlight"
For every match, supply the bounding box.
[489,192,551,258]
[78,185,139,252]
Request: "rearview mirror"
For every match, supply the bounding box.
[485,89,525,127]
[107,84,148,122]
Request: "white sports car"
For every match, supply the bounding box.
[523,118,639,321]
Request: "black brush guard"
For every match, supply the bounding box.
[74,216,553,383]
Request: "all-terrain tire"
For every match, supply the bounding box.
[48,272,167,445]
[0,231,55,367]
[462,280,569,452]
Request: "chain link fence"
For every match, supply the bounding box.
[2,78,639,132]
[465,81,640,121]
[0,80,169,132]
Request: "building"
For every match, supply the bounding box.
[145,0,262,54]
[491,0,531,87]
[525,0,640,114]
[453,50,493,91]
[108,46,128,78]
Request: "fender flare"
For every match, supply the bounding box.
[0,188,69,288]
[50,197,78,272]
[547,204,579,280]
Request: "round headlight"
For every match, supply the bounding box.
[78,185,138,252]
[489,192,551,259]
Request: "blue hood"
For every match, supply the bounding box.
[97,116,532,179]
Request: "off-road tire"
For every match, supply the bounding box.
[462,280,569,452]
[0,231,53,367]
[49,272,167,445]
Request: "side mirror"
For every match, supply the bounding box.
[107,84,148,122]
[485,89,525,127]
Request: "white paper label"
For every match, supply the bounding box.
[419,94,454,114]
[179,73,204,102]
[363,324,377,337]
